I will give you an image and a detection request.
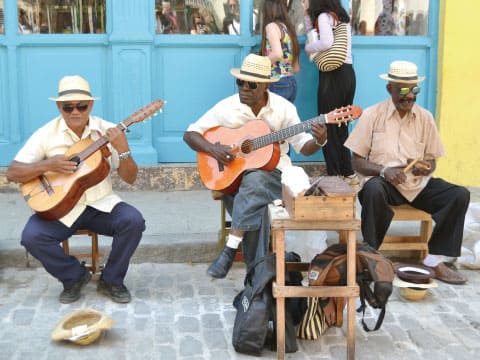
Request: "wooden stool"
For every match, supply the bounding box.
[63,229,103,273]
[211,191,243,261]
[379,204,433,258]
[269,204,360,360]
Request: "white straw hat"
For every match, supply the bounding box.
[380,60,425,84]
[49,75,100,102]
[230,54,278,83]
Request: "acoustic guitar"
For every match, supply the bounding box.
[197,105,362,194]
[21,100,164,221]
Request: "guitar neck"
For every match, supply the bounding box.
[69,123,128,163]
[252,115,325,150]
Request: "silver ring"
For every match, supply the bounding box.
[226,155,231,159]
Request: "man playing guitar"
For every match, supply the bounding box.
[184,54,327,279]
[6,75,145,304]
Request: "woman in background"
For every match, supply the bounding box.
[304,0,358,185]
[260,0,300,103]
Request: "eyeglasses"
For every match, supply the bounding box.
[395,86,421,96]
[236,78,258,90]
[62,103,89,113]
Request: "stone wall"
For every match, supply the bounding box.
[0,162,327,193]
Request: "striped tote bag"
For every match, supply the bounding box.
[313,21,348,72]
[296,297,328,340]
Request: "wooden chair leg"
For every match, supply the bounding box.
[91,231,99,273]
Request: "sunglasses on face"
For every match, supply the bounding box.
[62,103,89,113]
[236,78,258,90]
[395,86,421,96]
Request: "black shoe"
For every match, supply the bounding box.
[207,246,237,279]
[97,278,132,303]
[59,270,92,304]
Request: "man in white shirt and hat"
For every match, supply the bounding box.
[7,75,145,303]
[184,53,327,279]
[345,60,470,285]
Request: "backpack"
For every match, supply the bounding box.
[232,252,306,355]
[308,242,395,331]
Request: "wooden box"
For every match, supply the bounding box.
[282,176,356,221]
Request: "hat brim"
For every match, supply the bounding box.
[379,74,425,84]
[49,94,100,102]
[230,68,279,83]
[392,274,438,288]
[51,308,114,343]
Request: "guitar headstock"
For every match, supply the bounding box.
[124,100,165,126]
[325,105,362,125]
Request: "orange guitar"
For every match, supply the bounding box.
[197,105,363,194]
[21,100,164,221]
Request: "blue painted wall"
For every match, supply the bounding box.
[0,0,438,166]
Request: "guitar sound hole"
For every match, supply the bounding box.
[69,156,81,166]
[241,140,253,154]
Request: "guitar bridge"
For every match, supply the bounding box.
[40,175,54,196]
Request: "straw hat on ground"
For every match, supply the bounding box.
[51,308,114,345]
[393,263,437,301]
[379,60,425,84]
[230,54,279,83]
[49,75,100,102]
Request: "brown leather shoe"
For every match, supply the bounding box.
[427,262,467,285]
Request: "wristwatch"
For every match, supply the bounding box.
[379,167,388,179]
[118,150,132,161]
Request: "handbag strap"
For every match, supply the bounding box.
[315,11,340,32]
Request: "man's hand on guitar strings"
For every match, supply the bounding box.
[209,142,235,165]
[47,155,78,174]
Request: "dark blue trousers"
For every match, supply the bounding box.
[21,202,145,287]
[358,177,470,257]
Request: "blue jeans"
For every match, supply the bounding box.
[268,75,297,103]
[21,202,145,286]
[222,169,282,270]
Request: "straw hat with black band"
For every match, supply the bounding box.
[379,60,425,84]
[49,75,100,102]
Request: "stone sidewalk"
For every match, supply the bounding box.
[1,188,480,359]
[1,262,479,360]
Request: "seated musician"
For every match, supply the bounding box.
[344,60,470,284]
[183,54,327,278]
[6,75,145,303]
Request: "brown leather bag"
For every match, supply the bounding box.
[308,242,395,331]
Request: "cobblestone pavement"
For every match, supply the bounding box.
[1,261,479,360]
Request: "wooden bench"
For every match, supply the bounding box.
[379,204,432,258]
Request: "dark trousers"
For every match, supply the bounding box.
[358,177,470,257]
[317,63,356,176]
[21,202,145,287]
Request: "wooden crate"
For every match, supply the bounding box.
[282,177,356,221]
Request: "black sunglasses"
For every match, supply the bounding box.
[236,78,258,90]
[62,103,89,113]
